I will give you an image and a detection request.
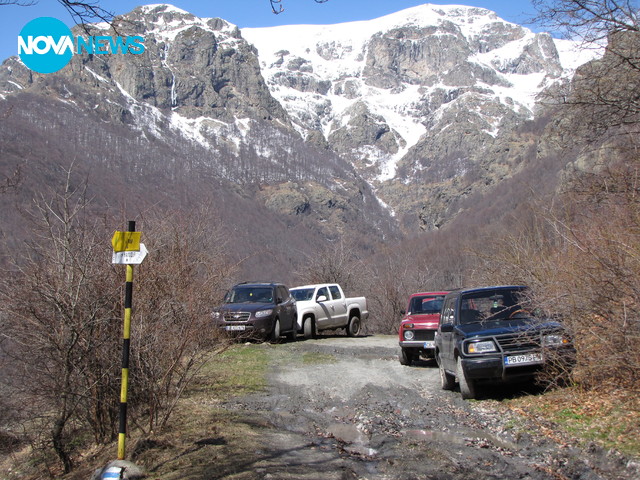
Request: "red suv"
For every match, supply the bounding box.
[398,291,448,365]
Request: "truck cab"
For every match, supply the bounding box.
[290,283,368,338]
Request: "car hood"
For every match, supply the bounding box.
[455,318,563,338]
[401,313,439,327]
[216,303,275,313]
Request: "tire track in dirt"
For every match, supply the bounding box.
[221,335,639,480]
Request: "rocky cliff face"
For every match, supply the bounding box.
[0,4,400,263]
[0,3,598,246]
[242,4,595,231]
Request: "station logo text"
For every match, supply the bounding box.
[18,17,145,74]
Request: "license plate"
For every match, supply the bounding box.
[423,341,435,348]
[225,325,246,331]
[504,353,543,365]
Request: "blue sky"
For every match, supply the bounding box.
[2,1,542,64]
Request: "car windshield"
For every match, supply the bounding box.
[225,287,274,304]
[291,288,314,301]
[459,288,530,324]
[409,296,444,314]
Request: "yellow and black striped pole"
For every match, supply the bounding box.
[118,220,135,460]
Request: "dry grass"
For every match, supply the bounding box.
[504,387,640,458]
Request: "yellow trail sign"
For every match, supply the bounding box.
[111,231,141,252]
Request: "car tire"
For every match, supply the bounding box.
[457,357,477,399]
[346,315,361,337]
[269,318,281,343]
[438,354,455,390]
[399,348,414,366]
[303,316,316,339]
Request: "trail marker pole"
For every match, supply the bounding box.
[111,221,147,460]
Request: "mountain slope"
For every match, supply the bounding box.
[0,4,400,277]
[241,4,598,231]
[242,4,592,180]
[0,3,600,259]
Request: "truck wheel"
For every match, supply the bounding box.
[269,318,281,344]
[438,354,455,390]
[346,315,361,337]
[456,357,477,399]
[399,348,415,366]
[303,316,316,339]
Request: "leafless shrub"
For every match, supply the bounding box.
[0,170,121,473]
[357,245,438,334]
[126,207,236,434]
[293,237,362,292]
[474,160,640,392]
[0,171,235,473]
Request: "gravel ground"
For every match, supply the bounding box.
[221,334,640,480]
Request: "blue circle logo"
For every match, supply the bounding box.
[18,17,73,74]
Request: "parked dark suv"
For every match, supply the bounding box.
[435,286,574,399]
[212,282,298,342]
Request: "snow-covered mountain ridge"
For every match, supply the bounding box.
[241,3,597,182]
[0,3,601,236]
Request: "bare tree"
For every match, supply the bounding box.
[293,237,360,291]
[533,0,639,44]
[270,0,329,14]
[0,0,114,25]
[0,168,121,473]
[534,1,640,134]
[0,169,236,473]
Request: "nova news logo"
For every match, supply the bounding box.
[18,17,145,74]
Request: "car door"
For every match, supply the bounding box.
[437,296,457,371]
[315,286,333,329]
[327,285,348,327]
[277,286,296,332]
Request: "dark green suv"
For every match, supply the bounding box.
[212,282,298,342]
[435,286,574,399]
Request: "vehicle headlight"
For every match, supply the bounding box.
[542,334,569,346]
[212,311,221,319]
[403,330,415,341]
[467,341,497,354]
[255,309,273,318]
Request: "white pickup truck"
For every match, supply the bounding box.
[290,283,368,338]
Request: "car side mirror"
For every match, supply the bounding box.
[439,323,454,333]
[400,309,406,315]
[316,295,327,303]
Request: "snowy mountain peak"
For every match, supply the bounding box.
[239,4,598,182]
[0,3,602,235]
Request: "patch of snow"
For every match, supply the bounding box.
[555,38,603,74]
[114,81,135,101]
[169,113,214,149]
[85,66,109,83]
[141,4,192,16]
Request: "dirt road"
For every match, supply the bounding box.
[220,335,638,480]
